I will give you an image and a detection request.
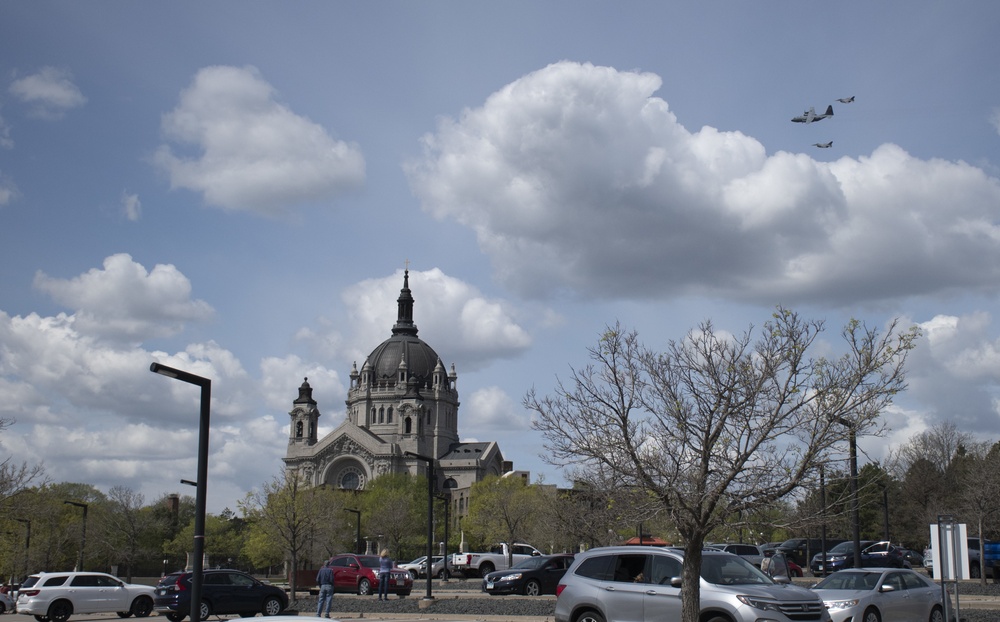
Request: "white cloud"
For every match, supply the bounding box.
[0,172,15,206]
[9,67,87,119]
[406,61,1000,305]
[339,268,532,372]
[33,253,214,343]
[0,108,12,148]
[462,385,531,432]
[153,65,365,217]
[121,190,141,221]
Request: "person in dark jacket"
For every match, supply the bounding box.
[316,559,335,617]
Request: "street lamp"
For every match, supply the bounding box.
[15,518,30,579]
[150,362,211,622]
[834,416,861,568]
[63,501,88,571]
[405,451,435,601]
[344,509,361,555]
[436,493,451,582]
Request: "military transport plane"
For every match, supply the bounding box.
[812,141,833,148]
[836,96,855,103]
[791,105,834,123]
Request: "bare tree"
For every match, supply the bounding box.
[526,309,918,622]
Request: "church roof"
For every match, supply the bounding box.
[440,441,492,460]
[366,270,442,385]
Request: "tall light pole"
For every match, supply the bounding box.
[15,518,30,579]
[63,501,88,571]
[436,493,451,582]
[834,416,861,568]
[151,362,211,622]
[405,451,435,601]
[344,509,361,555]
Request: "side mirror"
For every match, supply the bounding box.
[878,585,895,593]
[670,577,682,588]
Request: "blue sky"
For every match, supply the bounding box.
[2,2,1000,514]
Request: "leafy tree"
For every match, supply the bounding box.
[361,473,424,560]
[465,474,546,568]
[526,310,917,622]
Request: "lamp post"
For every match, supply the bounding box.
[834,416,861,568]
[15,518,30,579]
[63,501,88,571]
[405,451,435,601]
[436,494,451,582]
[344,509,362,555]
[150,362,211,622]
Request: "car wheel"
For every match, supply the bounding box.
[437,568,450,580]
[408,570,417,581]
[358,578,372,596]
[116,612,132,618]
[862,607,881,622]
[929,605,944,622]
[165,614,184,622]
[971,565,981,579]
[34,616,49,622]
[574,609,606,622]
[262,596,283,616]
[479,562,495,578]
[198,600,211,621]
[0,602,6,614]
[47,600,73,622]
[131,596,153,618]
[524,580,541,597]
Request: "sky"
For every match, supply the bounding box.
[2,2,1000,515]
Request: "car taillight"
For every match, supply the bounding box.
[173,577,188,591]
[555,584,566,597]
[20,589,40,597]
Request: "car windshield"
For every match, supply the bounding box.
[827,542,855,554]
[407,557,426,565]
[701,554,773,585]
[513,557,548,570]
[814,571,880,591]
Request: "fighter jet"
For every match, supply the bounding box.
[836,96,855,103]
[812,141,833,148]
[791,105,834,123]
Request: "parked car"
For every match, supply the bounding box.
[925,537,994,579]
[811,567,943,622]
[398,556,445,580]
[810,540,876,576]
[554,545,831,622]
[710,543,765,568]
[483,554,574,596]
[327,554,413,597]
[778,538,846,568]
[898,547,923,569]
[16,571,155,622]
[0,590,14,614]
[153,569,287,621]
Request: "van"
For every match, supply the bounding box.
[554,545,831,622]
[777,538,846,568]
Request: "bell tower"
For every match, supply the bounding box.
[288,378,320,446]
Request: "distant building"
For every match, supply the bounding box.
[282,269,512,522]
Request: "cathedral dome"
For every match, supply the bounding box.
[364,269,441,386]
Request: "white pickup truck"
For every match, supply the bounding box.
[450,543,542,578]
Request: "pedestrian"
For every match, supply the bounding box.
[315,559,334,617]
[378,549,393,600]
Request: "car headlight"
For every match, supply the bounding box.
[829,555,846,561]
[823,599,860,611]
[736,595,781,612]
[499,573,522,582]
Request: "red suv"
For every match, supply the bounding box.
[328,554,413,597]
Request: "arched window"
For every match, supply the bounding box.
[379,406,385,423]
[387,407,393,423]
[295,421,303,438]
[405,417,412,434]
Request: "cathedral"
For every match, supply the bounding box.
[282,269,512,519]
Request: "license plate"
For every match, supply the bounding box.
[486,581,494,589]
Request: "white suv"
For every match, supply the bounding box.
[16,571,155,622]
[554,545,831,622]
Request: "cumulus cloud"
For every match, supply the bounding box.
[153,65,365,217]
[406,61,1000,305]
[33,253,214,343]
[339,268,532,371]
[121,190,141,221]
[9,67,87,119]
[462,385,531,432]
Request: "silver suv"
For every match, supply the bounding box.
[554,546,831,622]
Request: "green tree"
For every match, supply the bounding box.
[526,310,917,622]
[465,474,546,568]
[361,473,424,560]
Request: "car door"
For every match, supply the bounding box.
[876,572,911,622]
[540,556,572,594]
[332,556,359,593]
[94,574,131,611]
[596,553,649,622]
[226,572,261,614]
[66,574,105,613]
[641,553,683,621]
[202,572,237,613]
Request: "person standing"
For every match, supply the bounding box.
[377,549,393,601]
[315,559,334,617]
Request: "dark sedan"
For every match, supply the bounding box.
[153,569,287,621]
[482,554,574,596]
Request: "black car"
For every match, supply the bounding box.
[482,554,574,596]
[153,569,287,621]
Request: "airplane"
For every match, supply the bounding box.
[836,96,855,103]
[812,141,833,148]
[791,105,834,123]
